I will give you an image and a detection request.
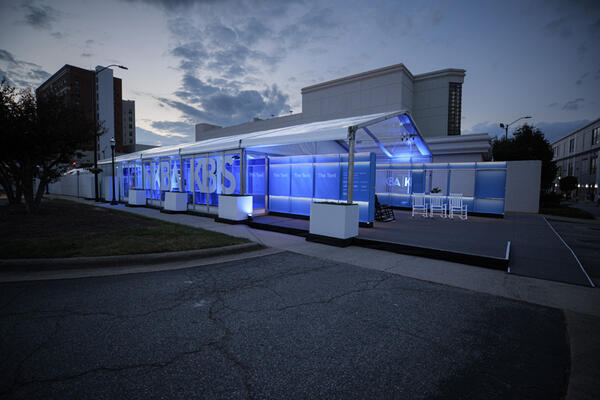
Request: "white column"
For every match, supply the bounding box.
[347,126,356,204]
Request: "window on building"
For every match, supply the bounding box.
[591,156,597,175]
[447,82,462,136]
[593,127,600,146]
[552,146,557,157]
[569,138,575,153]
[568,162,573,176]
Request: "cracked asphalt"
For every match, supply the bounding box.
[0,252,569,399]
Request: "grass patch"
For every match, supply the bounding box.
[0,199,249,259]
[540,205,595,220]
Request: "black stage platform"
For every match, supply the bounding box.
[247,211,593,287]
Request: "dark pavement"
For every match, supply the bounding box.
[546,218,600,286]
[0,252,569,399]
[253,212,592,286]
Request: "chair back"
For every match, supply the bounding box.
[413,193,425,206]
[449,196,463,209]
[430,195,444,207]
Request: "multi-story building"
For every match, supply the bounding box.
[551,118,600,201]
[196,63,490,162]
[122,100,136,153]
[36,64,129,163]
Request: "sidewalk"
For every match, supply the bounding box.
[46,195,600,318]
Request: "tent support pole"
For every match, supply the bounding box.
[347,126,356,204]
[240,149,246,195]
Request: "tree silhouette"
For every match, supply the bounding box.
[491,124,557,191]
[0,79,97,212]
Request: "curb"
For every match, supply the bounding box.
[0,242,264,272]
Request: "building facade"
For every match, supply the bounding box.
[551,118,600,201]
[36,64,129,163]
[196,64,488,162]
[122,100,136,153]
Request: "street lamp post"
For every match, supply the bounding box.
[110,137,118,205]
[93,64,128,202]
[499,116,532,140]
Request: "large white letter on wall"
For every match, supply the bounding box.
[160,160,170,191]
[221,155,237,195]
[144,163,152,190]
[204,157,218,193]
[195,157,208,192]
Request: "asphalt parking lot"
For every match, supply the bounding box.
[0,252,569,399]
[546,217,600,286]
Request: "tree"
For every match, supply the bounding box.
[559,176,578,199]
[491,124,557,191]
[0,80,97,212]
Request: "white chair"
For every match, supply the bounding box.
[411,193,428,217]
[429,195,447,218]
[449,195,467,220]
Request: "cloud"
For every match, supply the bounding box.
[278,7,339,49]
[547,102,559,108]
[562,98,585,111]
[81,53,93,58]
[542,17,573,38]
[535,120,591,142]
[136,126,193,146]
[158,83,290,126]
[575,72,588,85]
[120,0,213,11]
[21,3,59,30]
[0,49,50,89]
[151,120,194,136]
[0,49,17,64]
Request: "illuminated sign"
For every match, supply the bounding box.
[387,176,410,188]
[193,155,238,195]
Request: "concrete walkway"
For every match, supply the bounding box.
[46,196,600,319]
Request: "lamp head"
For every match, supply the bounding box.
[110,137,116,149]
[499,123,505,128]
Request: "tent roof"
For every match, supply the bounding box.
[100,110,430,164]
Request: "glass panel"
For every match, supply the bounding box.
[314,154,340,200]
[151,160,160,200]
[182,158,192,203]
[143,161,152,198]
[134,161,142,189]
[222,154,240,195]
[193,156,207,205]
[290,155,313,215]
[160,159,170,200]
[207,154,221,206]
[170,158,181,192]
[429,169,448,195]
[475,170,506,199]
[268,156,291,213]
[246,155,266,209]
[449,170,475,197]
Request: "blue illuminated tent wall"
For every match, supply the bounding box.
[100,110,507,222]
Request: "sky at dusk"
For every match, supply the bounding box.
[1,0,599,146]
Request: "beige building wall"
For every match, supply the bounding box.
[551,118,600,201]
